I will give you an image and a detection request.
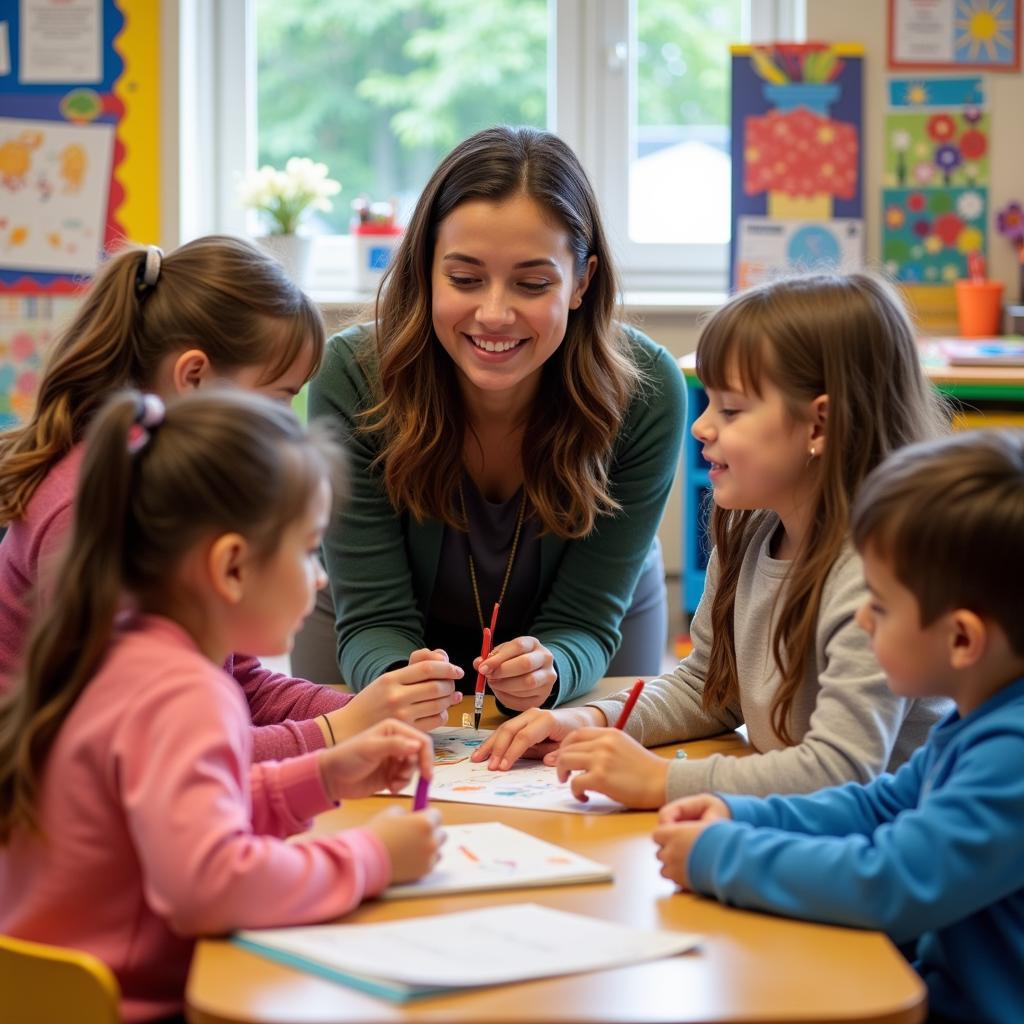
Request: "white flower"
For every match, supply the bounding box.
[236,156,341,235]
[957,191,984,221]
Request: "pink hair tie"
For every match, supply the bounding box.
[127,393,166,454]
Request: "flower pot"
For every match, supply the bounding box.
[257,234,314,290]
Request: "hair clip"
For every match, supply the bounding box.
[127,393,166,454]
[136,245,163,293]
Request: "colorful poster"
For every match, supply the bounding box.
[888,0,1022,71]
[0,116,115,274]
[882,74,988,283]
[882,187,987,283]
[735,217,864,290]
[729,44,864,289]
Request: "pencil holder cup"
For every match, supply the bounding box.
[955,279,1005,337]
[352,226,404,292]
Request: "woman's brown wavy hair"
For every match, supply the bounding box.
[0,235,324,524]
[698,273,949,744]
[361,125,640,538]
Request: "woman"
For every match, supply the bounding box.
[296,125,685,710]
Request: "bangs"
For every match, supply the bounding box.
[695,291,774,396]
[257,296,326,387]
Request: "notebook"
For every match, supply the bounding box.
[939,338,1024,366]
[234,903,701,1002]
[382,822,613,899]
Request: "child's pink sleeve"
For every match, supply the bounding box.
[116,672,391,936]
[226,654,353,762]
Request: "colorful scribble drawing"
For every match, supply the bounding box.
[59,145,88,193]
[0,131,42,190]
[405,752,623,815]
[383,823,613,899]
[430,727,488,766]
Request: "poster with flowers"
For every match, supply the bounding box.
[882,76,988,283]
[729,43,864,289]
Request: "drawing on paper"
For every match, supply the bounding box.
[0,117,114,275]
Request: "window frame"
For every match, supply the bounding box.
[174,0,804,294]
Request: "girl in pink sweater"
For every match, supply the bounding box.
[0,389,444,1023]
[0,237,464,759]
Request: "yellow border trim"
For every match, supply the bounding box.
[730,43,865,56]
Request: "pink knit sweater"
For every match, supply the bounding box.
[0,614,391,1023]
[0,447,351,759]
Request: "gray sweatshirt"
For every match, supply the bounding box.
[590,514,951,801]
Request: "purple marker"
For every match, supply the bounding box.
[412,774,430,811]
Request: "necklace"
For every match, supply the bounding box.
[458,481,528,634]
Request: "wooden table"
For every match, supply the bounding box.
[186,683,926,1024]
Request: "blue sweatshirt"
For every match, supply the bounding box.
[689,677,1024,1024]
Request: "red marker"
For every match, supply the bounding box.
[613,679,646,730]
[473,627,492,731]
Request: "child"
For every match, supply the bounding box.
[654,429,1024,1024]
[0,389,444,1024]
[0,236,463,759]
[476,273,951,806]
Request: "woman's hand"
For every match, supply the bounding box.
[326,649,464,741]
[553,728,669,809]
[477,635,557,710]
[470,706,605,770]
[318,718,433,801]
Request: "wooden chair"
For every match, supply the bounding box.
[0,933,121,1024]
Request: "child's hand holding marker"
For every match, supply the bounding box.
[337,648,464,738]
[366,805,445,885]
[317,718,433,801]
[652,795,732,890]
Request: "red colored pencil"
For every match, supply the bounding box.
[613,679,646,730]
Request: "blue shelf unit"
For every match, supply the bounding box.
[682,376,712,616]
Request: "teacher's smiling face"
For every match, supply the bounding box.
[431,193,595,409]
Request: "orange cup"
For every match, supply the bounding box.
[955,279,1005,337]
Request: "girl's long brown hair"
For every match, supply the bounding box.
[362,125,640,538]
[0,389,344,841]
[698,273,949,744]
[0,235,325,524]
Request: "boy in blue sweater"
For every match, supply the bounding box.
[653,429,1024,1024]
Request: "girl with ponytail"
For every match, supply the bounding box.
[0,389,443,1024]
[0,236,463,758]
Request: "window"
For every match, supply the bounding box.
[184,0,804,294]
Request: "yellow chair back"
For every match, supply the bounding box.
[0,932,121,1024]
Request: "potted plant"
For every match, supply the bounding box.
[237,157,341,287]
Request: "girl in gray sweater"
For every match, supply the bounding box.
[475,273,952,807]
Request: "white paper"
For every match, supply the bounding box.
[19,0,102,84]
[891,0,956,63]
[735,216,864,290]
[0,116,114,274]
[383,822,613,899]
[0,22,11,76]
[238,904,700,990]
[401,754,623,815]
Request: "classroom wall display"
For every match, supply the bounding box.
[882,76,989,284]
[729,43,865,290]
[0,0,158,428]
[888,0,1022,71]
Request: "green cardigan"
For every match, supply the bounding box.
[310,323,686,705]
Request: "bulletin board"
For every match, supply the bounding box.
[729,43,865,291]
[0,0,160,294]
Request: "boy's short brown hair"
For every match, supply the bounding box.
[851,429,1024,655]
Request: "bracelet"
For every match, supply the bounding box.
[321,713,337,745]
